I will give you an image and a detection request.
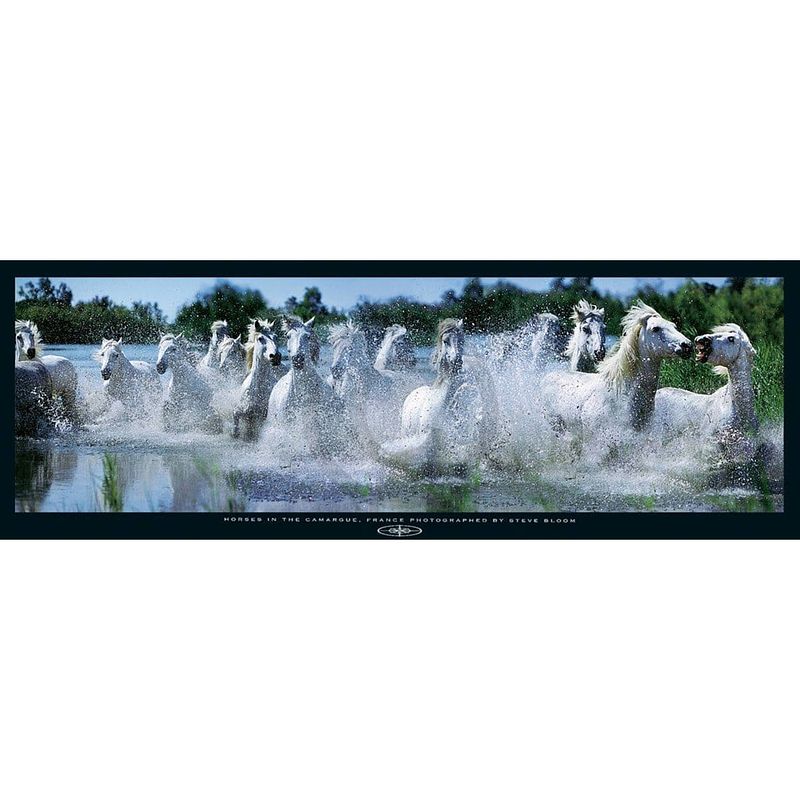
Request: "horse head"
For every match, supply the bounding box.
[97,338,124,380]
[695,324,756,372]
[568,300,607,364]
[329,320,369,381]
[15,320,41,360]
[432,318,465,376]
[282,316,319,372]
[156,333,188,374]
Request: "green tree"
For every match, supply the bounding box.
[173,281,279,342]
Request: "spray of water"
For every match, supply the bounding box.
[15,332,783,512]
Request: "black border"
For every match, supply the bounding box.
[9,262,794,540]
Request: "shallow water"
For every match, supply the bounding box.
[15,342,783,513]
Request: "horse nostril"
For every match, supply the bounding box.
[27,348,36,359]
[595,348,606,361]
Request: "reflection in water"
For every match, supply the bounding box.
[15,443,78,512]
[14,340,784,513]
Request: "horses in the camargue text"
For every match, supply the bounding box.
[654,324,759,442]
[95,338,162,413]
[540,301,692,444]
[373,324,417,375]
[233,320,283,440]
[156,333,222,433]
[267,316,348,452]
[15,320,78,414]
[382,318,496,471]
[564,300,606,372]
[199,320,230,371]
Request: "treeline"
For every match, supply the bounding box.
[352,277,784,345]
[16,279,168,344]
[15,276,784,346]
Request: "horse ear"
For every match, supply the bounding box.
[117,337,123,345]
[306,316,316,328]
[598,308,605,317]
[235,334,242,342]
[254,319,262,331]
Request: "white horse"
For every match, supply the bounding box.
[540,301,692,438]
[199,320,230,370]
[156,333,222,433]
[15,320,78,413]
[564,300,607,372]
[654,324,759,441]
[373,324,417,374]
[382,318,494,471]
[267,316,347,451]
[94,338,162,412]
[487,313,569,368]
[218,334,248,384]
[233,321,283,440]
[329,320,393,400]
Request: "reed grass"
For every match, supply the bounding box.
[658,343,783,423]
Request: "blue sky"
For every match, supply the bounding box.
[15,276,737,322]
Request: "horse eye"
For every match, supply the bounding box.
[652,326,661,332]
[582,326,591,333]
[727,336,735,342]
[17,334,22,341]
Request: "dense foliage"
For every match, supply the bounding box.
[16,276,783,348]
[16,279,167,343]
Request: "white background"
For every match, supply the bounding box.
[3,1,798,798]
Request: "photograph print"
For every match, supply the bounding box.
[13,273,784,524]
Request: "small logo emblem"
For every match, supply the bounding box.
[377,525,422,537]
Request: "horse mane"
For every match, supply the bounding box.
[710,323,757,377]
[281,315,320,363]
[570,300,604,324]
[564,301,605,358]
[596,300,659,393]
[92,337,123,362]
[247,318,275,343]
[159,332,190,351]
[328,319,361,345]
[244,329,278,371]
[431,318,464,367]
[15,319,43,357]
[210,320,229,333]
[218,335,243,358]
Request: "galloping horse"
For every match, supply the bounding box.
[199,320,231,371]
[233,320,283,440]
[373,324,417,374]
[654,324,759,441]
[564,300,606,372]
[329,320,392,401]
[156,333,222,433]
[382,319,495,471]
[95,338,162,412]
[15,320,78,414]
[267,316,347,452]
[541,300,692,439]
[218,335,248,384]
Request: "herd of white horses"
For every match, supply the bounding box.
[15,298,763,473]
